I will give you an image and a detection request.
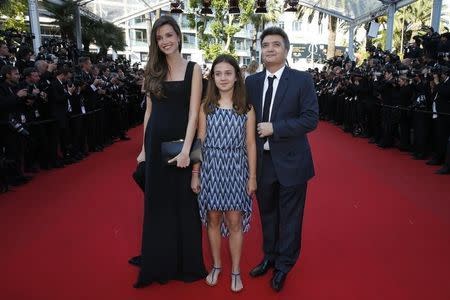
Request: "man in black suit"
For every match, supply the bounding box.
[0,65,31,185]
[429,66,450,170]
[245,27,319,292]
[48,67,76,164]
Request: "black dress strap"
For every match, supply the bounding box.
[184,61,195,98]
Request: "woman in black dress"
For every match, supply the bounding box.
[134,15,206,288]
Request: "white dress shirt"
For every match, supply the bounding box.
[262,66,285,150]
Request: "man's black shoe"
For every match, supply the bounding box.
[249,259,273,277]
[435,166,450,175]
[271,270,287,292]
[128,255,141,267]
[120,135,131,141]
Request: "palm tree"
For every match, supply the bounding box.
[372,0,434,52]
[42,0,126,57]
[90,20,126,57]
[296,5,338,59]
[41,0,78,40]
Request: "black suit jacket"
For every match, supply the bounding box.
[0,82,21,122]
[48,79,69,127]
[246,67,319,186]
[436,78,450,114]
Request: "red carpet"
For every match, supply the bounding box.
[1,122,449,300]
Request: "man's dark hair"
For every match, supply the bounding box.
[23,67,38,78]
[54,65,71,76]
[0,65,18,76]
[78,56,91,65]
[260,27,290,51]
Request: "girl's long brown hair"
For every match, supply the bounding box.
[144,16,182,98]
[203,54,249,115]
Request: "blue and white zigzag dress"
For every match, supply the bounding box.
[198,107,252,236]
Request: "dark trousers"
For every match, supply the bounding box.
[398,111,411,149]
[435,116,450,161]
[256,151,307,274]
[412,111,430,157]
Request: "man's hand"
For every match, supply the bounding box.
[16,89,27,98]
[93,78,102,86]
[257,122,274,138]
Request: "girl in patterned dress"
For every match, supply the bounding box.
[191,55,257,292]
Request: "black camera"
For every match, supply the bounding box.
[8,118,30,137]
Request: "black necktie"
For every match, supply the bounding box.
[262,76,276,122]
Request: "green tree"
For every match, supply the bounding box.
[296,6,338,59]
[42,0,125,56]
[90,20,126,57]
[188,0,261,61]
[0,0,28,32]
[41,0,78,40]
[373,0,435,52]
[249,0,282,59]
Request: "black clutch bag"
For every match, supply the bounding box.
[132,161,146,192]
[161,139,202,166]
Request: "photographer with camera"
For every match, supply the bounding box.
[408,68,432,160]
[18,67,52,172]
[395,75,414,151]
[427,65,450,169]
[48,66,76,165]
[0,65,32,187]
[77,57,106,152]
[107,72,130,142]
[421,27,441,59]
[350,69,370,137]
[15,47,36,75]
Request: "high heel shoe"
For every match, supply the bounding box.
[231,272,243,293]
[205,266,221,286]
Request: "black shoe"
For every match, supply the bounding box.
[426,158,443,166]
[412,154,427,160]
[368,138,377,144]
[120,135,131,141]
[435,166,450,175]
[271,270,287,292]
[128,255,141,267]
[52,160,65,168]
[249,259,273,277]
[133,280,152,289]
[8,175,31,186]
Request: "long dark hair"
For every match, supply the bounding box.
[203,54,248,115]
[144,16,182,98]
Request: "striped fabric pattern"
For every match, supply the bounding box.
[198,107,252,236]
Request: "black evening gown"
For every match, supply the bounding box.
[136,61,206,285]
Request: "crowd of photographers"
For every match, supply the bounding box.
[311,28,450,175]
[0,37,145,193]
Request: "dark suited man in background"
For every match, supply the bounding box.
[245,27,318,292]
[431,66,450,173]
[48,67,76,164]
